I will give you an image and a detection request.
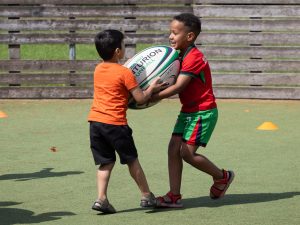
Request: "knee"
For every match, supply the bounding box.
[99,162,115,171]
[180,148,193,163]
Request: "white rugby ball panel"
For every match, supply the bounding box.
[125,46,179,90]
[125,46,180,109]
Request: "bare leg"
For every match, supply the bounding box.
[97,162,115,201]
[168,135,183,195]
[127,158,151,196]
[180,143,223,180]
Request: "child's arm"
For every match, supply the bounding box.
[151,74,192,101]
[130,77,167,104]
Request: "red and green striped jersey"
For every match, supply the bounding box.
[179,44,217,112]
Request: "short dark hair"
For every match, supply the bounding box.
[94,30,124,60]
[173,13,201,37]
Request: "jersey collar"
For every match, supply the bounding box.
[180,44,196,61]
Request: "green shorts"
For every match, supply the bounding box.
[172,108,218,147]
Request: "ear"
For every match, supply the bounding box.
[115,48,121,55]
[187,32,196,42]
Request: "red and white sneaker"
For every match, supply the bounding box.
[156,191,183,208]
[210,169,235,199]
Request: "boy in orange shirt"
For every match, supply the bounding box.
[88,30,165,213]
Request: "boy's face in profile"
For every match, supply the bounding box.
[169,20,192,52]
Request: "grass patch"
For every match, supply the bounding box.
[0,44,8,59]
[10,44,162,60]
[76,44,98,60]
[21,44,69,60]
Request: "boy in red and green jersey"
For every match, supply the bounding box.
[179,44,217,112]
[151,13,234,208]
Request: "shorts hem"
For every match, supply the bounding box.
[95,160,116,166]
[172,133,182,136]
[120,156,138,165]
[184,139,207,147]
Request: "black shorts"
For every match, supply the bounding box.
[89,121,138,165]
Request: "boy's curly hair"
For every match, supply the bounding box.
[173,13,201,37]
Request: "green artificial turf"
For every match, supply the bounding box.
[0,99,299,225]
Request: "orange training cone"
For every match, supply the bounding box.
[0,111,8,118]
[257,121,278,131]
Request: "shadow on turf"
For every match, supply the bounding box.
[145,192,300,213]
[0,168,84,181]
[0,201,76,225]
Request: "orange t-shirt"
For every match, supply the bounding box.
[88,62,138,125]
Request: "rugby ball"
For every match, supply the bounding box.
[124,45,180,109]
